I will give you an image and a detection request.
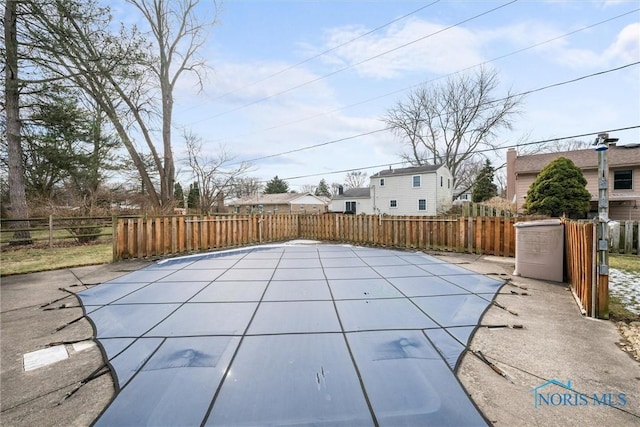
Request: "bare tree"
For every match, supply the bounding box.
[519,138,590,155]
[21,0,218,210]
[3,0,31,243]
[126,0,217,206]
[299,184,316,194]
[384,67,522,189]
[228,177,263,199]
[452,155,485,194]
[330,182,343,196]
[344,171,368,189]
[184,132,252,214]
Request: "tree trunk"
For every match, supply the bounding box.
[161,90,174,208]
[4,1,32,244]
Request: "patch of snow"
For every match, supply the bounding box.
[610,268,640,314]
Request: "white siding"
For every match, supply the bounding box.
[329,197,374,214]
[328,166,453,215]
[435,167,454,214]
[372,169,446,216]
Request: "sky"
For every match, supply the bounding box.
[117,0,640,191]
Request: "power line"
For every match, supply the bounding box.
[209,1,441,102]
[228,128,387,166]
[515,62,639,98]
[191,0,519,123]
[226,62,639,167]
[200,8,639,145]
[276,125,640,183]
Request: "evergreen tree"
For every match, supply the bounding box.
[315,179,331,197]
[187,182,200,209]
[174,183,184,208]
[524,157,591,218]
[472,159,498,202]
[264,176,289,194]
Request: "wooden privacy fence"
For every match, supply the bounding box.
[114,215,298,260]
[114,214,520,261]
[564,220,608,318]
[609,220,639,255]
[299,214,518,256]
[460,202,515,218]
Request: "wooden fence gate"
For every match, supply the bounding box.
[564,220,608,318]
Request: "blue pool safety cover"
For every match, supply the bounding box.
[77,243,503,426]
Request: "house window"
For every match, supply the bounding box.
[448,178,451,189]
[345,201,356,213]
[440,176,443,187]
[390,200,398,208]
[418,199,426,211]
[380,178,385,186]
[614,170,632,190]
[412,176,421,188]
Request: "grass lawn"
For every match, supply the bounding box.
[608,254,640,322]
[609,254,640,274]
[0,242,112,276]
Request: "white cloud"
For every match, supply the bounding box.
[601,0,638,8]
[550,22,640,68]
[311,18,485,79]
[603,23,640,63]
[480,20,639,70]
[176,60,337,106]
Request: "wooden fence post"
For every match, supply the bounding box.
[112,215,118,261]
[49,215,53,248]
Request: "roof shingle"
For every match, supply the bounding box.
[514,144,640,173]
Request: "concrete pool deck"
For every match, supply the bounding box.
[1,245,639,426]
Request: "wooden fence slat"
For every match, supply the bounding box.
[624,220,633,254]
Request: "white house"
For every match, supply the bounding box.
[329,187,374,214]
[370,165,453,215]
[453,188,472,205]
[329,165,453,215]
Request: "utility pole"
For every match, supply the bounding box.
[592,132,618,317]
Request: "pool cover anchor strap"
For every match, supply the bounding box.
[43,303,80,311]
[491,300,519,316]
[53,315,86,333]
[69,282,99,288]
[481,324,524,329]
[504,278,529,291]
[57,363,111,406]
[470,350,514,384]
[40,292,74,309]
